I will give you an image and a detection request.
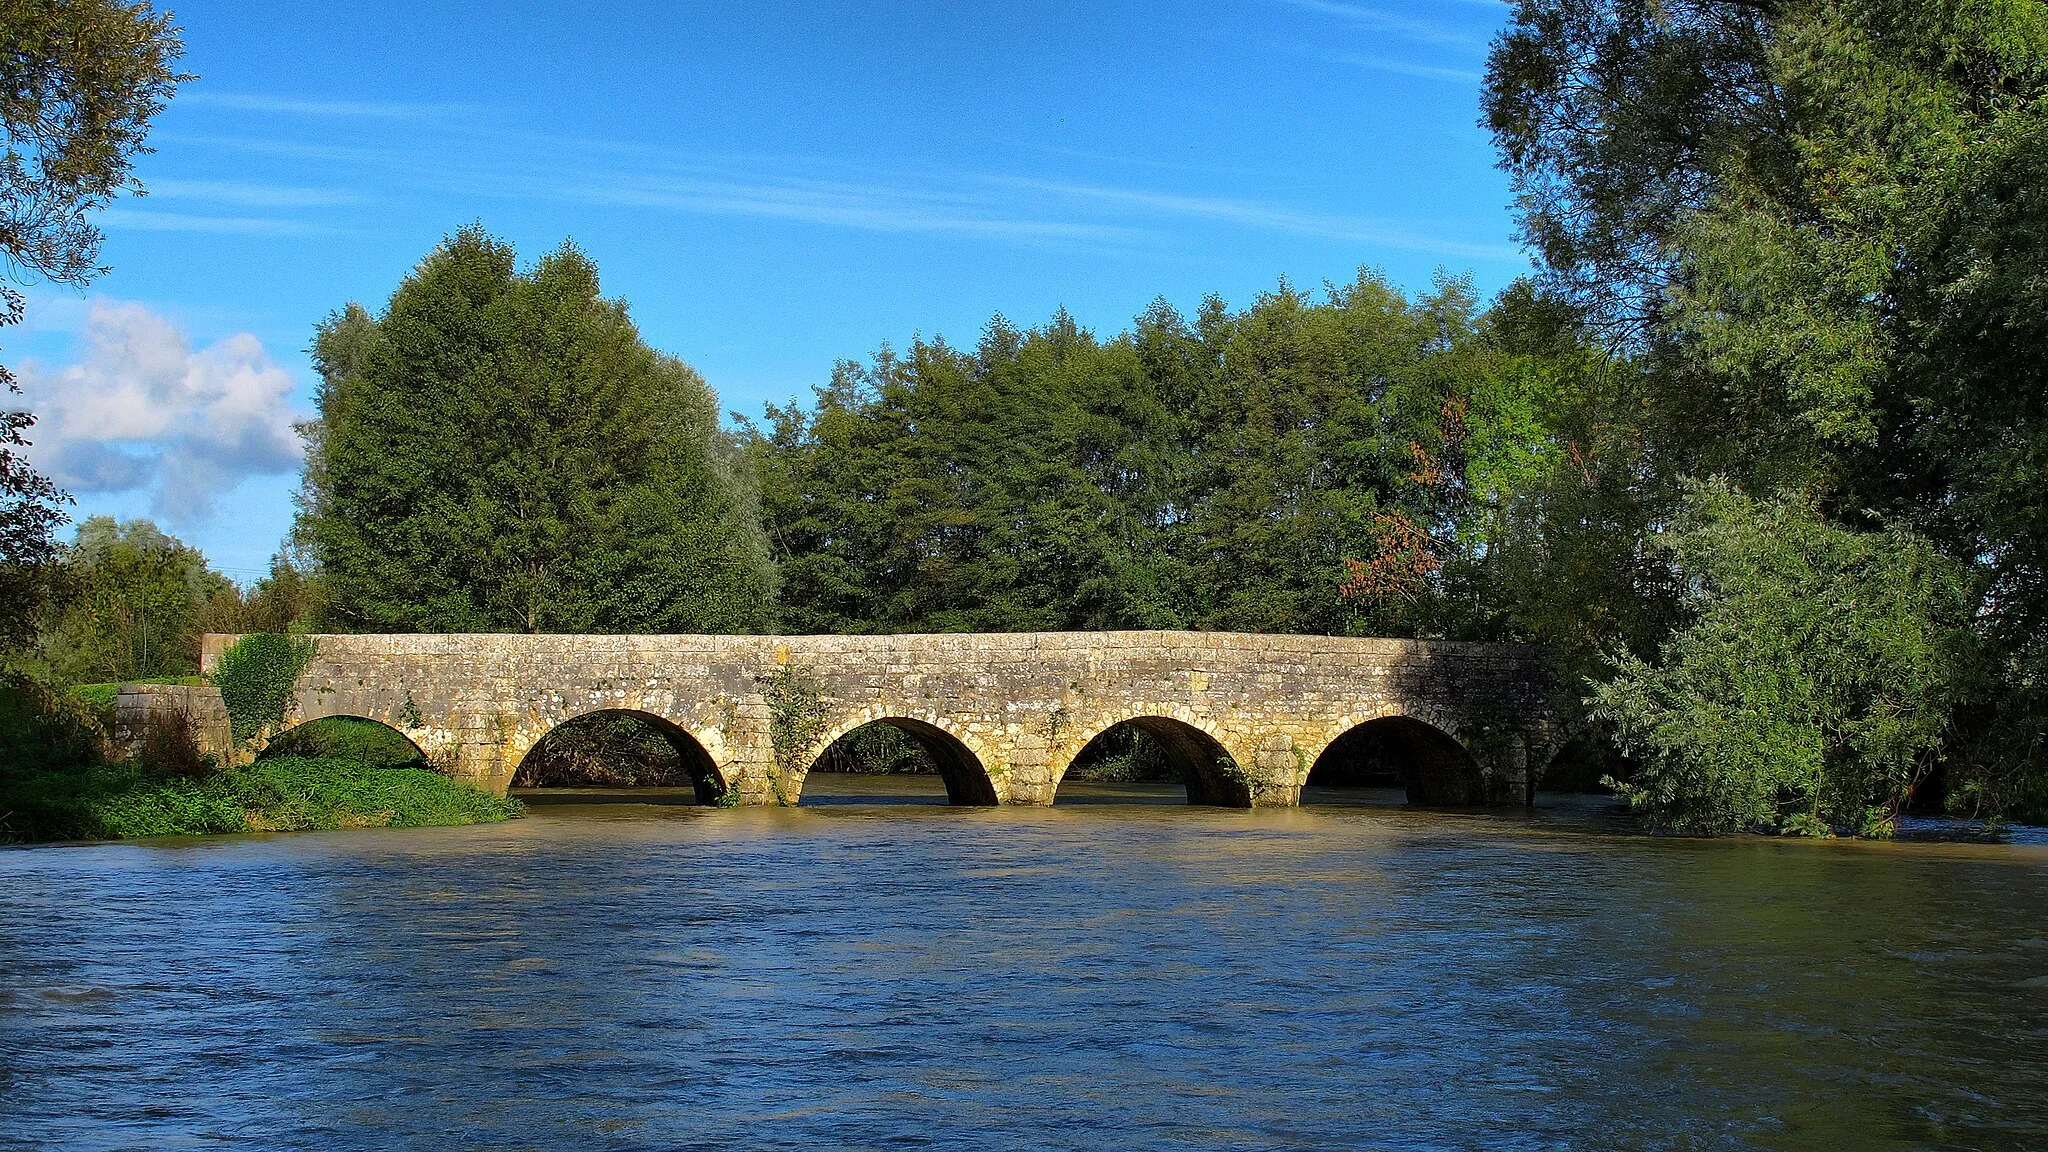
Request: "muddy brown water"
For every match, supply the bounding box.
[3,775,2045,1150]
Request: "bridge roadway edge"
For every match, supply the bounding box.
[200,632,1555,808]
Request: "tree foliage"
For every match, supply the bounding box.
[1592,481,1978,836]
[33,516,226,682]
[1486,0,2048,826]
[0,0,186,647]
[0,0,186,293]
[296,227,775,633]
[750,273,1545,639]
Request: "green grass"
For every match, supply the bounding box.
[0,757,523,844]
[65,678,207,728]
[259,716,429,769]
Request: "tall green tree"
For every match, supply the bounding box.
[296,227,774,633]
[1486,0,2048,822]
[750,315,1188,634]
[0,0,186,646]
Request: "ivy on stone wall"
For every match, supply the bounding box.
[214,634,315,741]
[758,662,829,795]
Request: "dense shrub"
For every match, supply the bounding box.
[1065,726,1178,783]
[136,706,209,780]
[259,716,427,769]
[0,673,105,776]
[1592,482,1977,836]
[514,712,693,787]
[812,724,936,775]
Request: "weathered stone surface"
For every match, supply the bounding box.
[114,683,234,763]
[201,631,1552,807]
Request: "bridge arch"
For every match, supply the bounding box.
[1306,710,1482,806]
[514,709,728,804]
[1056,713,1251,808]
[797,711,1000,806]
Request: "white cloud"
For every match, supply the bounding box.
[10,300,306,525]
[145,178,363,208]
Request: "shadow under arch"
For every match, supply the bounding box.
[802,717,999,806]
[514,709,728,805]
[1058,716,1251,808]
[260,715,430,769]
[1307,715,1481,806]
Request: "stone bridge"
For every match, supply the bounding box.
[202,632,1554,808]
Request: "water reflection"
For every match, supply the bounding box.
[2,795,2045,1149]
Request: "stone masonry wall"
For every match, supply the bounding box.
[201,632,1552,807]
[113,683,235,764]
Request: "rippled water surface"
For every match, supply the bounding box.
[4,778,2047,1151]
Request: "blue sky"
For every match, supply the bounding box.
[7,0,1527,581]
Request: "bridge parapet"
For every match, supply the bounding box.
[203,631,1553,808]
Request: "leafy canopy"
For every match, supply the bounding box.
[1592,481,1978,836]
[750,272,1546,639]
[34,516,228,683]
[297,227,775,633]
[1486,0,2048,824]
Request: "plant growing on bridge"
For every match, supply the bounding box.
[759,662,830,796]
[213,633,315,742]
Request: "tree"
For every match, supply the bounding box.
[194,550,323,637]
[1592,481,1978,836]
[36,515,227,682]
[0,0,186,645]
[749,312,1197,634]
[296,227,775,633]
[1482,0,1788,339]
[748,272,1537,639]
[1486,0,2048,822]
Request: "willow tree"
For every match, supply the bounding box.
[296,227,773,633]
[1486,0,2048,822]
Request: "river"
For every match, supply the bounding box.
[3,777,2046,1150]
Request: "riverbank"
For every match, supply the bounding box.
[0,756,523,844]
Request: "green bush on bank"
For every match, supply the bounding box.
[0,674,105,775]
[0,755,523,843]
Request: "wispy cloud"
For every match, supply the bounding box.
[987,176,1519,261]
[98,208,332,236]
[152,119,1514,260]
[1278,0,1490,49]
[144,178,362,208]
[153,131,400,166]
[1315,51,1483,83]
[495,170,1142,243]
[178,90,472,119]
